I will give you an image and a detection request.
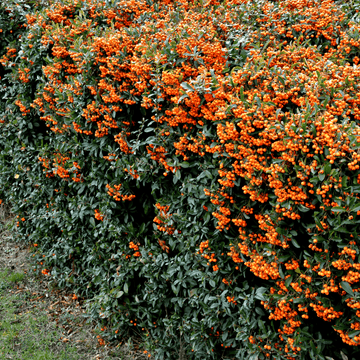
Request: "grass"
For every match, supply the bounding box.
[0,268,81,359]
[0,202,149,360]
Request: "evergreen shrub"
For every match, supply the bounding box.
[1,0,360,359]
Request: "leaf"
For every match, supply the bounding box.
[178,93,189,103]
[124,283,129,294]
[261,39,271,53]
[291,238,300,248]
[277,255,291,263]
[335,227,349,233]
[209,279,216,288]
[278,76,285,86]
[258,319,265,330]
[240,86,244,102]
[340,281,354,296]
[342,176,348,188]
[340,351,349,360]
[348,330,360,339]
[331,206,346,213]
[180,82,194,92]
[324,163,331,175]
[204,212,210,223]
[298,204,310,212]
[352,204,360,212]
[180,162,190,168]
[310,340,317,353]
[255,287,267,301]
[285,276,293,289]
[222,331,228,341]
[315,217,324,230]
[172,284,178,295]
[189,289,197,297]
[319,173,325,181]
[279,265,284,279]
[89,217,95,227]
[255,307,265,316]
[116,291,124,298]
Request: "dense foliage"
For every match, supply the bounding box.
[2,0,360,359]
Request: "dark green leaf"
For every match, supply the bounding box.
[291,238,300,248]
[331,206,346,213]
[340,281,354,296]
[324,163,331,175]
[255,307,265,316]
[285,276,293,289]
[279,265,284,279]
[348,330,360,339]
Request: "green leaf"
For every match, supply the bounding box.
[258,319,265,330]
[180,162,190,168]
[348,330,360,339]
[172,284,178,295]
[340,281,354,296]
[277,255,291,263]
[310,340,317,353]
[240,86,244,102]
[116,291,124,298]
[352,205,360,212]
[255,287,267,301]
[204,212,210,223]
[124,283,129,294]
[324,163,331,175]
[342,176,348,188]
[285,276,292,289]
[279,265,284,279]
[315,217,324,230]
[278,76,285,86]
[291,238,300,248]
[89,217,95,227]
[335,227,349,233]
[189,289,197,297]
[298,204,310,212]
[331,206,346,213]
[222,331,228,341]
[209,279,216,288]
[255,307,266,316]
[319,173,325,181]
[180,82,194,92]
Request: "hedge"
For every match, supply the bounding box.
[1,0,360,359]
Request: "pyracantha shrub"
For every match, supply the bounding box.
[2,0,360,359]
